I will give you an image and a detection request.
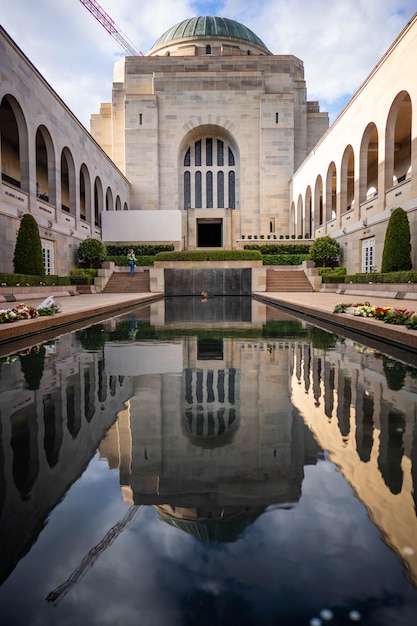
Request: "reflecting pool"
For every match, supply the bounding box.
[1,296,417,625]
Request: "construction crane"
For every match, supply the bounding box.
[79,0,143,56]
[45,505,142,605]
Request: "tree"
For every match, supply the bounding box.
[13,213,45,275]
[381,207,412,273]
[77,238,107,268]
[309,236,341,267]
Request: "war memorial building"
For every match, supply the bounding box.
[0,14,417,275]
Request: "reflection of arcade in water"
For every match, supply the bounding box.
[100,333,321,543]
[0,332,134,585]
[290,339,417,587]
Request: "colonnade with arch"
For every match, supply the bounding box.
[290,90,415,241]
[0,93,128,225]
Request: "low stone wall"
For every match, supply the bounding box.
[321,282,417,300]
[0,285,81,303]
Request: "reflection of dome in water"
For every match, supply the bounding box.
[156,505,264,543]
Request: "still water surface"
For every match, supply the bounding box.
[1,296,417,625]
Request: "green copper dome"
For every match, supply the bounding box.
[150,16,270,53]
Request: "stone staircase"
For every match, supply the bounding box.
[266,268,313,292]
[102,269,150,293]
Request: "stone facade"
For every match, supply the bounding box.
[290,13,417,273]
[92,20,328,249]
[3,12,417,274]
[0,27,130,276]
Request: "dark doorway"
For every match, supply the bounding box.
[197,220,222,247]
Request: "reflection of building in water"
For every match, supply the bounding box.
[0,333,133,584]
[182,365,240,448]
[289,338,417,587]
[100,336,320,541]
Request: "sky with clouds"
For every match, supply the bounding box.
[1,0,416,129]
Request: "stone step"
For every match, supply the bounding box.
[266,269,313,292]
[103,270,150,293]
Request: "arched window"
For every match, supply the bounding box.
[184,171,191,208]
[206,171,213,207]
[182,136,236,209]
[195,171,202,208]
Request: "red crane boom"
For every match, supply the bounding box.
[79,0,143,56]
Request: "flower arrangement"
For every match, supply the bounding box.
[0,301,60,324]
[333,301,417,329]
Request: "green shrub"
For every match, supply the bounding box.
[154,250,262,262]
[318,267,347,276]
[13,214,45,276]
[309,236,342,267]
[105,244,174,256]
[263,254,310,265]
[69,275,94,285]
[0,273,70,286]
[345,270,417,284]
[77,238,107,268]
[107,255,155,267]
[244,244,311,255]
[70,268,98,277]
[381,207,412,272]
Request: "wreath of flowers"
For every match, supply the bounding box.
[0,302,60,324]
[333,301,417,330]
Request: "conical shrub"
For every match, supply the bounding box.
[381,207,412,273]
[13,214,45,275]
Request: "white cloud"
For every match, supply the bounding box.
[1,0,415,127]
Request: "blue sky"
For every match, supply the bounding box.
[1,0,416,128]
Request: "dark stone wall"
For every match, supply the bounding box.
[164,295,252,323]
[164,269,252,296]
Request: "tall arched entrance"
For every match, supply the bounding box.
[180,126,239,249]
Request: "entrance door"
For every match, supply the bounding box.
[362,237,375,273]
[42,239,55,275]
[197,219,222,247]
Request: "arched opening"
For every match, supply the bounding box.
[0,95,29,191]
[341,146,355,214]
[314,175,323,229]
[289,200,296,236]
[105,187,114,211]
[94,177,103,227]
[305,186,312,238]
[180,126,239,248]
[385,91,412,190]
[326,163,337,221]
[36,126,55,204]
[60,148,76,216]
[359,123,379,203]
[296,194,303,237]
[79,164,91,222]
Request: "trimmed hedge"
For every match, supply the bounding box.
[244,243,311,255]
[323,270,417,284]
[263,254,310,266]
[69,275,94,285]
[0,273,70,286]
[106,244,174,256]
[70,268,98,277]
[107,255,155,267]
[155,250,262,262]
